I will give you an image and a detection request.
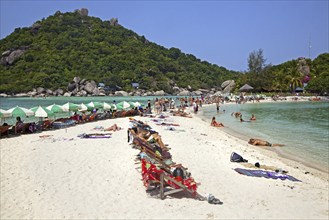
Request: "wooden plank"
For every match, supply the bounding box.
[164,188,184,196]
[160,173,164,200]
[163,175,194,194]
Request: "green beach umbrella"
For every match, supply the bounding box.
[46,104,65,113]
[86,101,103,111]
[110,103,117,110]
[30,106,55,118]
[6,106,35,118]
[116,101,131,110]
[128,101,137,108]
[62,102,80,112]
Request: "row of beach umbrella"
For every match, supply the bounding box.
[0,101,142,119]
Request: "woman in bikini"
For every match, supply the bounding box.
[104,124,122,131]
[211,117,224,127]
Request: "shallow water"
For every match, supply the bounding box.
[0,96,167,124]
[1,97,328,172]
[199,101,329,172]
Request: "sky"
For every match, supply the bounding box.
[1,0,328,71]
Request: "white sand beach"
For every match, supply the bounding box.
[1,111,328,219]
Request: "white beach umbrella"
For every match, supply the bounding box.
[30,106,55,118]
[79,103,88,112]
[0,109,12,118]
[102,102,112,110]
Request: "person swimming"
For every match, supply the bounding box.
[240,115,251,122]
[250,114,256,121]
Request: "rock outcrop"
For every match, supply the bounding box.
[109,18,119,26]
[154,90,166,96]
[30,23,42,34]
[1,49,26,65]
[114,91,129,96]
[298,57,310,76]
[178,90,190,96]
[75,8,89,16]
[221,80,235,93]
[7,75,236,98]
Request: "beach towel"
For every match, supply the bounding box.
[234,168,301,182]
[155,122,180,126]
[78,133,112,139]
[93,125,104,130]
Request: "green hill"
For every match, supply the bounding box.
[0,9,240,94]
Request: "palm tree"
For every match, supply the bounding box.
[288,76,303,93]
[286,64,304,93]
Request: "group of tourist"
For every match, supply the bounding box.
[127,118,209,201]
[0,106,146,138]
[210,107,284,147]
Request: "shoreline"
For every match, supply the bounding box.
[195,100,329,176]
[1,112,328,219]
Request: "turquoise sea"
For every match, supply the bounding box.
[199,101,329,172]
[1,96,328,172]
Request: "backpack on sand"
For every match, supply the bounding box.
[230,152,248,163]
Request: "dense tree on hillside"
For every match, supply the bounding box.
[306,53,329,94]
[0,10,328,95]
[0,10,240,93]
[242,48,328,94]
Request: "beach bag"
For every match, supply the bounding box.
[153,145,163,154]
[230,152,248,163]
[173,167,185,179]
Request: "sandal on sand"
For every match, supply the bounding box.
[207,194,223,205]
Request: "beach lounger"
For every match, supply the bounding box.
[130,131,174,167]
[0,125,12,137]
[36,120,53,131]
[52,118,76,129]
[128,118,210,202]
[141,159,204,200]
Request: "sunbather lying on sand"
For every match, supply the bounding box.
[171,109,192,118]
[104,124,122,132]
[241,162,288,173]
[248,138,285,147]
